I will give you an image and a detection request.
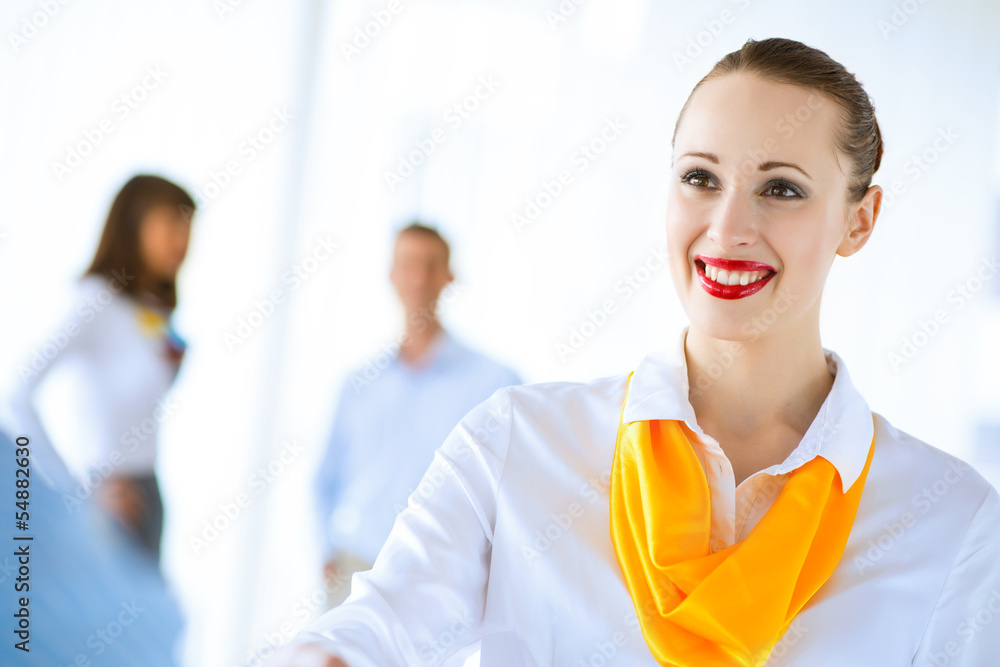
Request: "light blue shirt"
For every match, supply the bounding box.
[315,330,521,563]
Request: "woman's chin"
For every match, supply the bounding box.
[685,313,759,343]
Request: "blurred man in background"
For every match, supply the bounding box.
[314,222,521,607]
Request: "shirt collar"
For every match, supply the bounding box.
[623,325,874,490]
[395,327,456,372]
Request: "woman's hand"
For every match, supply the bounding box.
[98,477,147,529]
[323,557,343,588]
[267,640,348,667]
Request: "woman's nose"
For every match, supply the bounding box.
[706,192,758,249]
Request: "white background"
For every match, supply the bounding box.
[1,1,998,665]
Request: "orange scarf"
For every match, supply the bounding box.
[609,374,875,666]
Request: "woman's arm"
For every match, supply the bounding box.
[272,387,515,667]
[911,485,1000,665]
[4,277,110,490]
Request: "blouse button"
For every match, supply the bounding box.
[711,540,725,553]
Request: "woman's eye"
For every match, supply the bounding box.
[681,170,714,188]
[762,180,803,198]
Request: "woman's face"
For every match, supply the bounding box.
[138,204,192,282]
[666,73,877,342]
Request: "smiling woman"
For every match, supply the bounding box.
[270,38,1000,667]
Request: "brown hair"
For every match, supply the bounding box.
[84,174,195,310]
[396,221,450,266]
[673,37,884,203]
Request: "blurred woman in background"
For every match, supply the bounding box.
[10,173,194,563]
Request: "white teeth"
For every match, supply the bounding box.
[701,263,770,286]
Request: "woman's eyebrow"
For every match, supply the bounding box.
[759,161,812,180]
[679,151,719,163]
[679,152,812,181]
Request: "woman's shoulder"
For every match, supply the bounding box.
[459,372,630,457]
[75,272,132,304]
[76,272,109,293]
[452,371,629,435]
[501,371,629,416]
[68,273,138,331]
[441,372,630,478]
[871,411,998,519]
[30,275,127,355]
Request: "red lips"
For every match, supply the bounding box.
[694,254,776,300]
[695,255,776,272]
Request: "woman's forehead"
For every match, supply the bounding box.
[675,73,843,172]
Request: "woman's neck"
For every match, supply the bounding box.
[684,322,834,479]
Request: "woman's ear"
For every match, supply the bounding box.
[837,184,882,258]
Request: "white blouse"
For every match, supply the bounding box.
[6,274,183,484]
[286,326,1000,667]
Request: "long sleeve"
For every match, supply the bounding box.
[315,381,357,560]
[289,386,514,666]
[3,278,108,490]
[911,485,1000,665]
